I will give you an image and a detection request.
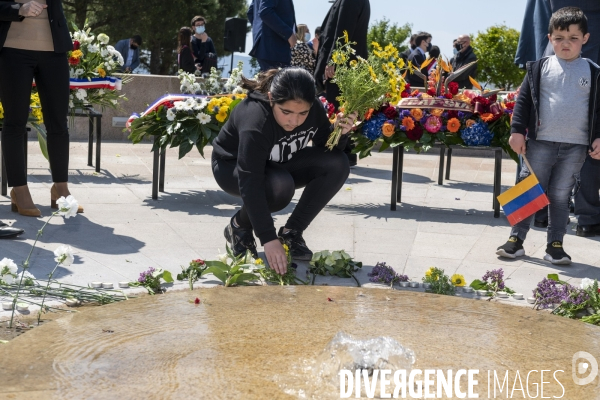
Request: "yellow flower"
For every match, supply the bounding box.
[451,274,466,287]
[396,58,405,69]
[371,42,382,51]
[208,98,221,111]
[368,66,378,83]
[254,258,265,266]
[343,30,349,44]
[97,67,106,78]
[430,109,444,117]
[425,267,434,277]
[0,103,5,119]
[71,49,83,59]
[349,60,357,68]
[332,51,347,64]
[216,109,228,123]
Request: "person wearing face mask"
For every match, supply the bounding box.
[211,67,357,270]
[400,33,418,64]
[450,34,477,89]
[290,24,315,74]
[190,15,216,73]
[115,35,142,73]
[406,32,432,87]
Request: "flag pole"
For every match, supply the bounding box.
[521,154,536,178]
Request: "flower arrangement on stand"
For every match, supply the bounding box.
[351,55,518,162]
[325,32,406,149]
[127,64,247,159]
[67,27,129,113]
[309,250,363,287]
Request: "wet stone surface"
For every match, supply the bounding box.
[0,286,598,399]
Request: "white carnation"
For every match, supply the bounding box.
[54,245,74,266]
[166,108,176,121]
[75,88,87,100]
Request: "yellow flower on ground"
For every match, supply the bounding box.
[97,67,106,78]
[425,267,434,277]
[451,274,466,287]
[71,49,83,59]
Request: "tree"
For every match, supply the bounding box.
[367,18,411,54]
[472,25,525,91]
[64,0,247,75]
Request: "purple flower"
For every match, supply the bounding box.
[482,269,505,290]
[368,262,408,284]
[400,109,411,117]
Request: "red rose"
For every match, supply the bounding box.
[448,82,459,95]
[489,94,498,102]
[473,96,490,107]
[427,88,436,96]
[383,106,399,120]
[68,57,80,65]
[404,83,411,91]
[401,91,409,98]
[73,40,80,50]
[444,93,453,99]
[406,125,423,141]
[504,101,515,110]
[164,101,175,109]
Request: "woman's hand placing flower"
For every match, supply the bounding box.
[334,111,358,136]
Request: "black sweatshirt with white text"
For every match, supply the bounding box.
[211,91,348,245]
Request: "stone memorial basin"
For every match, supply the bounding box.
[0,286,598,399]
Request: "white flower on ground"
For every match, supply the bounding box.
[17,271,36,285]
[0,258,18,284]
[54,245,74,266]
[581,278,595,290]
[97,33,109,45]
[75,89,87,100]
[166,108,176,121]
[57,195,79,219]
[217,253,230,264]
[197,112,211,124]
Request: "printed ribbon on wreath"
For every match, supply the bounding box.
[125,94,210,129]
[32,77,123,90]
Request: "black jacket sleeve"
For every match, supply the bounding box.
[510,72,533,135]
[178,46,196,74]
[236,110,279,245]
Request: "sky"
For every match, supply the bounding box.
[225,0,528,75]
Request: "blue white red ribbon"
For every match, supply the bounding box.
[125,94,210,129]
[32,77,122,90]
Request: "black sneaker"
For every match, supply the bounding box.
[496,236,525,259]
[543,241,571,265]
[533,219,548,228]
[576,223,600,237]
[277,227,313,261]
[224,220,258,259]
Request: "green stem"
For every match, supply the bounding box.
[351,273,361,288]
[37,262,60,325]
[9,212,58,328]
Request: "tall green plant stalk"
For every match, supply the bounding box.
[37,262,60,325]
[9,212,58,329]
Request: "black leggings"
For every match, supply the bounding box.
[0,48,70,187]
[212,146,350,232]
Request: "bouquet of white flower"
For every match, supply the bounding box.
[66,26,130,112]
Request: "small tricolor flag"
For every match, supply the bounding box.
[497,172,550,226]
